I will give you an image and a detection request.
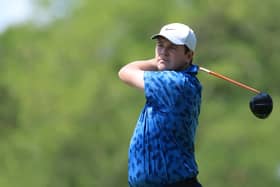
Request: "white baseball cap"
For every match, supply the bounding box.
[151,23,197,52]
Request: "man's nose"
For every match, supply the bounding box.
[160,47,169,57]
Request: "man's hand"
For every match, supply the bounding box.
[118,59,158,90]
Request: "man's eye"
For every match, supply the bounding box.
[157,44,164,48]
[157,43,163,46]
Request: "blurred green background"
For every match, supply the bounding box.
[0,0,279,186]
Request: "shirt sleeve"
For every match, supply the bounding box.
[144,71,184,111]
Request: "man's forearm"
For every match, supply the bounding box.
[118,58,158,89]
[124,58,158,71]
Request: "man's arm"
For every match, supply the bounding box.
[118,58,158,90]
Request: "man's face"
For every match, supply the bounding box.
[155,37,193,71]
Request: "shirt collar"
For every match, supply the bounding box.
[182,64,199,75]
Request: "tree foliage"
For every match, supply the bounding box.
[0,0,279,186]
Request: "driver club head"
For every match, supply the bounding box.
[249,92,273,119]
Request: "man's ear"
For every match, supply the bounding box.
[188,51,194,58]
[185,51,194,61]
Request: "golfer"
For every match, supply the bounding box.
[118,23,202,187]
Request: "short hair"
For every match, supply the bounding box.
[184,46,193,64]
[184,45,191,54]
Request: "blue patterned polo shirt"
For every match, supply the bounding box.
[128,64,202,187]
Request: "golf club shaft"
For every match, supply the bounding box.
[199,67,261,94]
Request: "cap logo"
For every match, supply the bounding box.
[165,28,176,31]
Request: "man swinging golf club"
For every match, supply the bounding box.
[119,23,203,187]
[119,21,273,187]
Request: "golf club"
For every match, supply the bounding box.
[199,67,273,119]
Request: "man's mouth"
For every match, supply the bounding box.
[158,58,168,63]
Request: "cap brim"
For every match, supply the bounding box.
[151,34,184,45]
[151,34,160,40]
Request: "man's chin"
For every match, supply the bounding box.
[158,65,168,71]
[158,61,171,70]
